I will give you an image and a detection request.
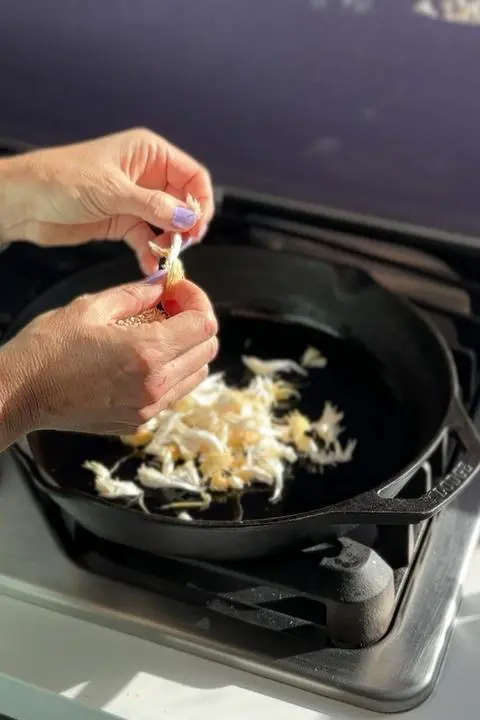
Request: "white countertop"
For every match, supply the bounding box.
[0,547,479,720]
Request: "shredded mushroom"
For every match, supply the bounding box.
[83,218,357,517]
[242,356,307,377]
[301,346,327,369]
[148,234,185,287]
[83,460,148,513]
[84,349,357,515]
[148,193,201,288]
[114,194,202,328]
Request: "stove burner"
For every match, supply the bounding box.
[80,533,399,649]
[22,454,434,650]
[2,186,480,712]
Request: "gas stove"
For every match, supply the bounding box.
[1,180,480,714]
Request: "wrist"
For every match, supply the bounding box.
[0,342,39,451]
[0,154,31,244]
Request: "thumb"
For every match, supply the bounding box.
[114,182,199,234]
[85,279,165,322]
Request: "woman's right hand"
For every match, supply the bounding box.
[0,278,218,449]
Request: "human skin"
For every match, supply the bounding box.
[0,128,217,450]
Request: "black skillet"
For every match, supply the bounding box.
[6,244,480,560]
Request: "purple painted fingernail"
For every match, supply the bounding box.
[145,268,166,284]
[172,206,197,229]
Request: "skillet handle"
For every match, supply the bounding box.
[325,397,480,524]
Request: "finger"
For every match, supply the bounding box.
[127,135,214,226]
[121,220,160,275]
[162,184,210,243]
[144,310,217,364]
[114,183,200,235]
[163,183,186,202]
[82,280,165,322]
[139,365,209,423]
[161,182,209,245]
[145,336,218,403]
[102,213,161,276]
[160,220,208,249]
[162,279,215,318]
[162,142,215,226]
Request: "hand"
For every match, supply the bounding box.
[0,279,218,449]
[0,128,215,274]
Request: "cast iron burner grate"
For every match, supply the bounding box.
[57,518,428,649]
[20,337,472,652]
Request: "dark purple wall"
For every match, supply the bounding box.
[0,1,479,236]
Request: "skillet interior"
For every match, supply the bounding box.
[29,310,411,521]
[6,244,454,524]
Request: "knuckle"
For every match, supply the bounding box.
[129,127,157,144]
[198,365,209,382]
[69,294,94,318]
[130,343,155,374]
[141,387,159,408]
[31,308,56,329]
[136,406,154,426]
[121,284,146,306]
[99,172,127,205]
[137,397,166,426]
[141,382,158,408]
[144,190,167,218]
[180,311,217,345]
[143,369,169,405]
[168,367,207,407]
[208,312,219,337]
[72,293,91,308]
[206,335,219,362]
[194,310,218,340]
[199,164,211,185]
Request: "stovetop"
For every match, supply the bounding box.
[1,187,480,714]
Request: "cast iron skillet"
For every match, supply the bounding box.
[6,244,480,560]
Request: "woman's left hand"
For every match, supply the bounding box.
[0,128,215,274]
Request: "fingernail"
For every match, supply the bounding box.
[145,268,166,284]
[172,206,197,230]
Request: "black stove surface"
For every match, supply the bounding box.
[46,504,430,650]
[4,216,477,654]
